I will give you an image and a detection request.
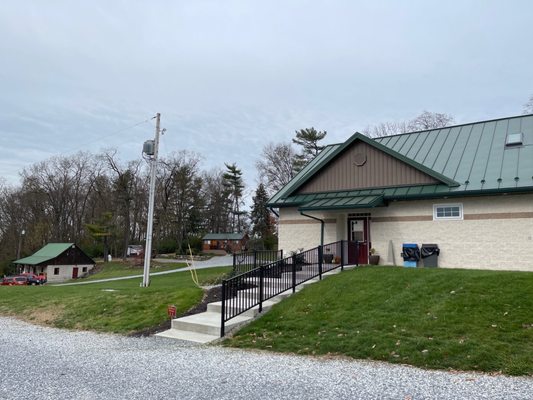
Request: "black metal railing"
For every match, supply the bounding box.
[232,249,283,275]
[221,240,354,336]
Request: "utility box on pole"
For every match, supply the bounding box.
[143,140,155,156]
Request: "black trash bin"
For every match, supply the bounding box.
[401,243,420,267]
[421,244,440,267]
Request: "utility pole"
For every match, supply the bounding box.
[16,229,25,260]
[142,113,161,287]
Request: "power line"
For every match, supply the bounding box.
[63,116,155,154]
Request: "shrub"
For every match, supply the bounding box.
[158,238,177,254]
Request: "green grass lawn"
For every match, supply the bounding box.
[0,266,230,334]
[70,261,188,281]
[225,266,533,376]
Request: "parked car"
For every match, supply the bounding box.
[14,275,29,285]
[1,277,16,286]
[1,276,28,286]
[21,272,46,285]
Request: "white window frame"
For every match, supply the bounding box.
[433,203,463,221]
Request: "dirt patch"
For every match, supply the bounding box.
[128,285,223,337]
[28,305,66,325]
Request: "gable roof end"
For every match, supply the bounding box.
[281,132,459,200]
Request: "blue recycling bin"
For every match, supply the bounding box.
[401,243,420,267]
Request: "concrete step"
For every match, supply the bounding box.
[155,329,219,344]
[171,311,251,336]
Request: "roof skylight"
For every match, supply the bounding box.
[506,132,523,146]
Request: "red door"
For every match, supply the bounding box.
[72,267,79,279]
[347,218,369,264]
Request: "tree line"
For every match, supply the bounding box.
[0,149,274,274]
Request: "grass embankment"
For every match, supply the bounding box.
[73,261,187,281]
[0,266,231,334]
[225,267,533,376]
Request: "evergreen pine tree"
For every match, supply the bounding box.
[250,183,273,239]
[292,127,327,172]
[222,163,245,232]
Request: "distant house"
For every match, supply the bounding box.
[127,245,144,257]
[14,243,96,282]
[202,233,248,253]
[269,114,533,271]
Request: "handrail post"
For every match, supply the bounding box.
[340,240,344,271]
[318,245,323,280]
[259,265,264,313]
[292,254,297,293]
[220,280,226,337]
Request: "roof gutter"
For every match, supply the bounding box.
[299,211,324,247]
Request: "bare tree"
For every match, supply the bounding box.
[362,121,408,138]
[156,150,204,252]
[523,94,533,114]
[202,169,231,233]
[0,183,22,264]
[363,111,455,138]
[102,150,143,260]
[407,110,455,131]
[256,142,297,195]
[20,152,100,242]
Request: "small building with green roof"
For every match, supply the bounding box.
[14,243,95,282]
[202,233,248,253]
[269,113,533,271]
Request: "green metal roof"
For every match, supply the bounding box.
[268,114,533,208]
[299,195,384,211]
[375,114,533,192]
[14,243,74,265]
[202,233,245,241]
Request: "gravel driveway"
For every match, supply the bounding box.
[0,317,530,400]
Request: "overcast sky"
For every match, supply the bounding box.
[1,0,532,192]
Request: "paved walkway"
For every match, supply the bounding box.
[1,317,531,400]
[54,255,234,286]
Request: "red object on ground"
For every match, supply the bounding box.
[167,305,177,319]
